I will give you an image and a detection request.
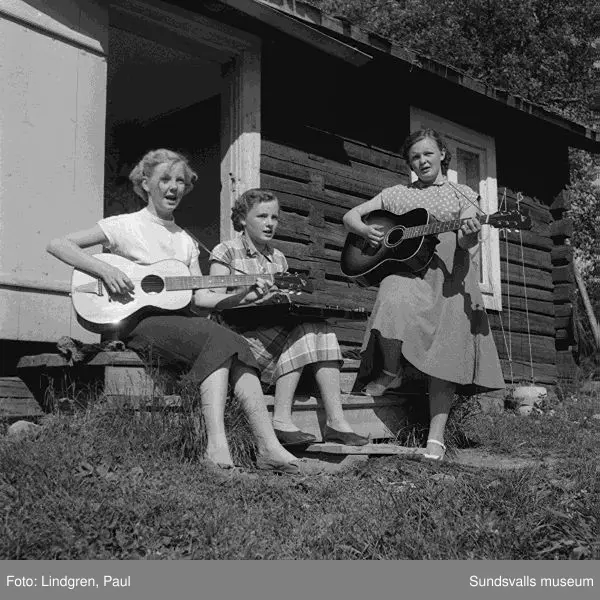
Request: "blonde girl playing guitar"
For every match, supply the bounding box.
[47,149,302,474]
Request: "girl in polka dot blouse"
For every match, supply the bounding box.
[343,129,505,461]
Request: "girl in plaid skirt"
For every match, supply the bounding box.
[210,189,369,448]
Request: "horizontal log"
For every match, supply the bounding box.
[550,245,573,266]
[499,295,555,316]
[262,139,405,191]
[493,331,556,364]
[499,360,557,386]
[554,303,573,318]
[499,242,552,271]
[500,263,553,290]
[502,284,554,303]
[549,219,573,240]
[554,315,572,330]
[553,283,577,304]
[341,138,409,175]
[552,265,574,284]
[501,194,552,224]
[502,229,553,251]
[488,310,556,337]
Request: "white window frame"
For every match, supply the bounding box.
[410,107,502,311]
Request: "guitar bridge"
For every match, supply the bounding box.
[74,280,105,296]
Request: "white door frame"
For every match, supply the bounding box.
[113,0,261,242]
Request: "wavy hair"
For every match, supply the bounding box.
[231,188,279,232]
[129,149,198,202]
[400,129,452,175]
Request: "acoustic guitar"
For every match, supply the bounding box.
[71,253,313,331]
[340,208,531,287]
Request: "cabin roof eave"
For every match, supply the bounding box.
[217,0,600,152]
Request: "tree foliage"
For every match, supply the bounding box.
[309,0,599,125]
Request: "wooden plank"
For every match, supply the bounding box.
[493,331,555,364]
[488,310,556,337]
[499,360,557,385]
[17,351,145,369]
[502,284,554,303]
[500,193,553,224]
[500,263,553,290]
[499,295,555,316]
[552,265,575,284]
[262,140,404,191]
[263,392,416,441]
[554,303,573,318]
[551,245,573,265]
[340,138,408,175]
[499,242,552,271]
[502,229,553,252]
[0,398,44,420]
[554,283,577,304]
[550,219,573,240]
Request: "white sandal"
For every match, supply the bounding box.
[423,439,446,461]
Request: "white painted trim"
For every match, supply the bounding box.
[0,274,70,295]
[0,0,106,55]
[220,47,262,242]
[410,107,502,311]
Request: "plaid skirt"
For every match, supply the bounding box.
[224,320,343,385]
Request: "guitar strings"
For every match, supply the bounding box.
[516,192,535,383]
[497,188,515,387]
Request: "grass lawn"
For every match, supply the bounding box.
[1,387,599,560]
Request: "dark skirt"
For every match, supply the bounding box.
[125,314,259,383]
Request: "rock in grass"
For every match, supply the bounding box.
[7,420,42,438]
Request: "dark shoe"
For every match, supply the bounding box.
[256,457,301,475]
[273,428,317,446]
[323,425,369,446]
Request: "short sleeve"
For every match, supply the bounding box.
[188,236,200,266]
[210,241,233,268]
[274,249,288,272]
[97,215,125,252]
[380,185,410,214]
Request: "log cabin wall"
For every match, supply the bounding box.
[261,37,576,387]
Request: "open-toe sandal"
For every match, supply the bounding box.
[423,439,446,461]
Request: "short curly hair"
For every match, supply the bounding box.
[400,129,452,175]
[231,188,279,232]
[129,149,198,202]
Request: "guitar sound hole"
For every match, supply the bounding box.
[141,275,165,294]
[386,227,405,247]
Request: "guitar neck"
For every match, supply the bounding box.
[403,215,491,240]
[165,274,268,291]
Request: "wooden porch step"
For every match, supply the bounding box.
[0,377,44,422]
[14,351,419,440]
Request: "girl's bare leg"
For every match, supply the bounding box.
[313,361,355,432]
[199,359,235,467]
[230,360,298,464]
[272,368,303,431]
[427,376,456,458]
